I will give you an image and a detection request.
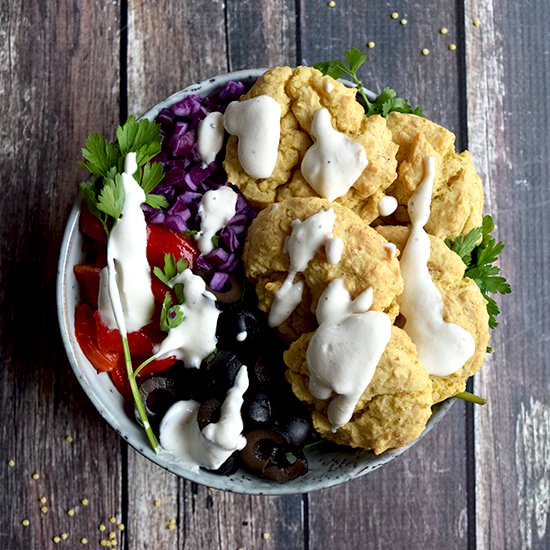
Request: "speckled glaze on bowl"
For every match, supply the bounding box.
[56,69,453,495]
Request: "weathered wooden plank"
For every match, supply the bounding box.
[0,0,123,548]
[465,1,550,548]
[298,2,471,548]
[226,0,296,70]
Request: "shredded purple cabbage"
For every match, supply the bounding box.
[144,80,257,291]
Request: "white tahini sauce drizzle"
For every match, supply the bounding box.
[98,152,154,333]
[398,156,475,376]
[325,237,344,264]
[378,195,398,217]
[301,108,368,202]
[324,81,334,93]
[159,366,249,471]
[197,111,224,167]
[307,279,392,431]
[268,208,338,327]
[154,269,220,368]
[383,242,397,259]
[196,186,238,255]
[224,95,281,179]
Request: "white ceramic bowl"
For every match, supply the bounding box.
[57,69,453,495]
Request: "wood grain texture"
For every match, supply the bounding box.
[0,0,123,548]
[299,2,470,548]
[465,1,550,548]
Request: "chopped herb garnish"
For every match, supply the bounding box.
[153,253,188,286]
[454,391,487,405]
[160,292,184,332]
[446,215,511,329]
[80,115,166,232]
[313,47,423,118]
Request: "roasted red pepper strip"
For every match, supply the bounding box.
[74,304,120,373]
[74,264,102,309]
[146,224,199,271]
[79,202,107,245]
[134,356,178,379]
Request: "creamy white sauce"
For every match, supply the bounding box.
[378,195,398,217]
[98,153,154,333]
[268,208,338,327]
[383,242,397,259]
[307,279,392,431]
[301,108,368,202]
[224,95,281,179]
[159,366,249,471]
[196,186,238,255]
[154,269,220,367]
[398,156,475,376]
[198,111,225,167]
[324,81,334,93]
[325,237,344,264]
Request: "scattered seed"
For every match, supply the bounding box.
[61,533,69,540]
[32,472,40,480]
[100,541,111,548]
[109,531,116,539]
[262,532,270,540]
[367,41,376,49]
[80,498,89,506]
[99,524,107,531]
[67,508,75,517]
[8,459,15,467]
[421,48,430,56]
[80,538,88,545]
[473,19,481,27]
[400,18,408,25]
[391,11,399,19]
[448,43,457,51]
[109,516,117,524]
[153,499,161,507]
[21,519,30,527]
[118,523,125,531]
[440,27,449,35]
[53,536,61,544]
[65,434,74,443]
[328,0,336,7]
[40,506,49,514]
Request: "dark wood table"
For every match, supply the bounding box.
[1,1,548,548]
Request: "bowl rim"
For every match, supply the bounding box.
[56,68,454,495]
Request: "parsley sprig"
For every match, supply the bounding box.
[80,116,168,232]
[313,47,423,117]
[154,253,188,332]
[446,215,511,329]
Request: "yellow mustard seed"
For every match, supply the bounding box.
[67,508,75,517]
[328,0,336,7]
[421,48,430,56]
[448,43,457,51]
[100,541,110,548]
[473,19,481,27]
[367,41,376,49]
[391,12,399,19]
[61,533,69,540]
[80,538,88,545]
[65,434,74,443]
[109,531,116,539]
[440,27,449,35]
[109,516,117,524]
[400,18,408,25]
[118,523,125,531]
[8,459,15,467]
[32,472,40,480]
[40,506,49,514]
[39,496,47,504]
[153,499,161,507]
[99,524,107,531]
[53,536,61,544]
[21,519,30,527]
[80,498,89,506]
[262,532,270,540]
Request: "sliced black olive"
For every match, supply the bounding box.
[209,274,243,304]
[172,366,206,402]
[203,351,243,398]
[277,415,312,449]
[197,397,222,430]
[138,376,178,418]
[242,392,271,427]
[207,452,240,476]
[216,308,264,361]
[240,428,308,481]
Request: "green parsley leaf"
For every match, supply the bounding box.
[313,48,423,118]
[117,115,162,162]
[211,235,220,248]
[446,215,511,329]
[81,133,119,178]
[160,292,184,332]
[97,174,125,220]
[140,162,165,194]
[145,193,169,209]
[153,253,188,287]
[184,229,198,237]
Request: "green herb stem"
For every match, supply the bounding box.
[454,391,487,405]
[121,335,160,452]
[133,354,158,379]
